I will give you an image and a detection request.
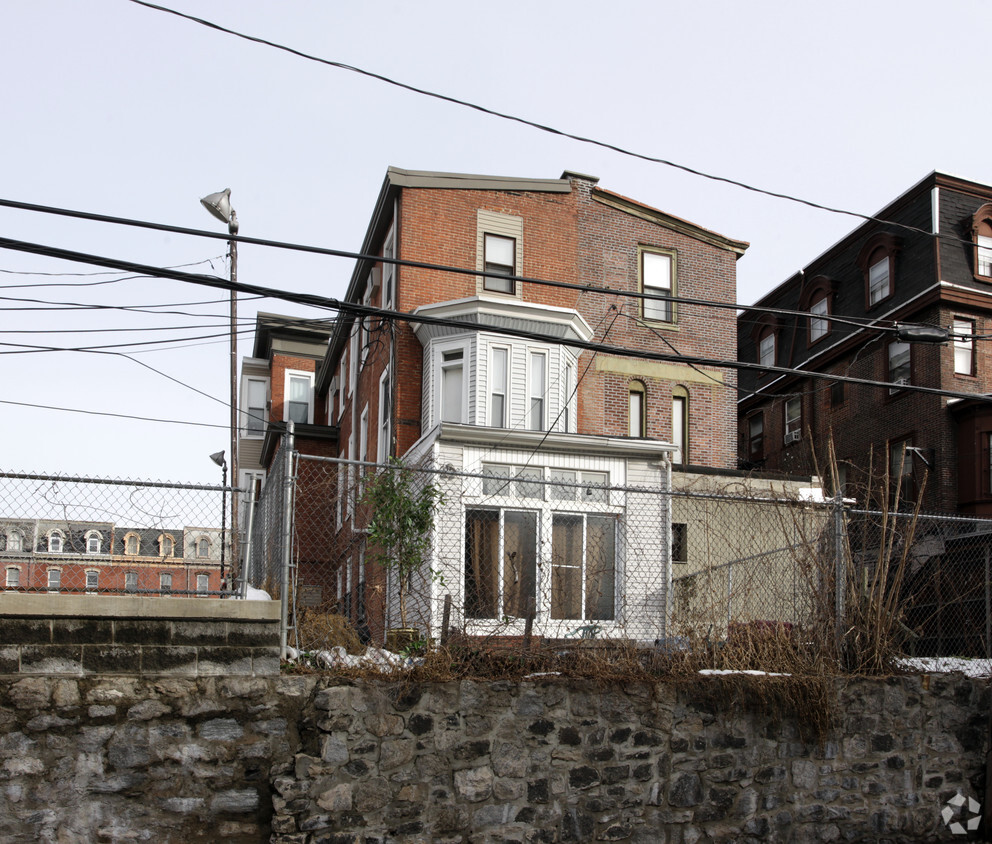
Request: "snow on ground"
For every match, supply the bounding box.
[240,585,272,601]
[291,645,423,673]
[897,657,992,678]
[699,669,790,677]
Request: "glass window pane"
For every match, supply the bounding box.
[551,515,583,620]
[441,362,463,423]
[585,516,615,620]
[482,464,512,496]
[629,390,644,437]
[643,252,672,321]
[869,258,889,304]
[549,469,577,501]
[502,511,537,618]
[582,471,609,504]
[465,510,499,618]
[954,319,974,375]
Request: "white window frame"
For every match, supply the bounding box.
[869,257,890,306]
[382,227,395,310]
[954,318,975,376]
[196,537,210,558]
[48,531,64,554]
[563,361,575,434]
[125,571,138,593]
[640,247,675,323]
[358,405,369,496]
[979,234,992,277]
[528,350,547,432]
[809,296,829,342]
[888,341,911,392]
[242,376,269,438]
[47,568,61,591]
[85,530,102,555]
[784,397,802,440]
[196,573,210,595]
[5,567,19,589]
[490,346,509,428]
[672,392,687,464]
[125,533,140,556]
[482,233,517,294]
[629,383,645,438]
[377,368,391,463]
[285,369,315,425]
[85,570,99,592]
[438,340,470,425]
[6,530,23,553]
[477,211,523,299]
[759,332,775,367]
[160,572,173,594]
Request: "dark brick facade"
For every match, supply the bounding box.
[738,172,992,515]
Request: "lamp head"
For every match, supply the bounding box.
[209,450,226,468]
[200,189,238,234]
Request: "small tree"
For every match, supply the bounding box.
[361,458,443,630]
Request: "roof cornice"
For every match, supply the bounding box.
[591,188,749,256]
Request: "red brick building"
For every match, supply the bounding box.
[738,172,992,516]
[295,168,749,642]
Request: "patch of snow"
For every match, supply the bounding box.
[897,657,992,678]
[240,585,272,601]
[699,669,791,677]
[288,645,422,673]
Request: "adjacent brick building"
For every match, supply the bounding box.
[737,172,992,516]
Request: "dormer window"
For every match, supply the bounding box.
[47,531,64,554]
[125,533,140,556]
[159,534,175,558]
[809,297,829,342]
[971,203,992,279]
[759,331,775,367]
[6,530,23,553]
[858,233,899,309]
[197,537,210,558]
[85,530,102,555]
[799,276,837,347]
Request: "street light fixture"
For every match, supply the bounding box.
[209,450,227,591]
[201,189,239,590]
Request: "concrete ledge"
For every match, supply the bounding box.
[0,593,280,621]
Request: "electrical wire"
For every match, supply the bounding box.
[123,0,959,246]
[2,232,988,404]
[0,255,226,286]
[0,398,227,430]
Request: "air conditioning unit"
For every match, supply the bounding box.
[784,430,801,444]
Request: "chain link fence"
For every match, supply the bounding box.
[0,471,230,597]
[243,432,992,661]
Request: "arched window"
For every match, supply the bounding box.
[971,204,992,279]
[124,533,140,556]
[628,380,646,438]
[799,276,837,346]
[47,530,64,554]
[197,537,210,558]
[159,534,175,558]
[85,530,103,555]
[5,530,23,553]
[672,386,689,464]
[857,233,900,309]
[750,313,782,371]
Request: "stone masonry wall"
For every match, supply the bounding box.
[276,675,989,844]
[0,673,986,842]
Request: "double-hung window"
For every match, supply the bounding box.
[6,530,22,553]
[868,257,890,306]
[759,332,775,367]
[5,567,19,589]
[490,348,508,428]
[86,531,102,555]
[125,571,138,593]
[529,351,547,431]
[377,369,391,463]
[672,389,688,464]
[888,341,911,392]
[441,349,465,423]
[628,381,646,438]
[784,397,801,442]
[47,569,60,591]
[748,414,764,461]
[809,296,829,342]
[244,378,268,436]
[86,570,99,592]
[641,248,675,323]
[954,319,975,376]
[483,234,516,294]
[286,371,314,424]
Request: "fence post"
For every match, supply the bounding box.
[279,421,295,660]
[833,490,846,657]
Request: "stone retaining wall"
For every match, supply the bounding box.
[0,670,986,842]
[0,594,280,677]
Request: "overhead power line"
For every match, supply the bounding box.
[0,198,930,335]
[0,398,227,430]
[0,233,988,405]
[124,0,945,243]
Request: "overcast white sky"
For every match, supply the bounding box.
[2,0,990,484]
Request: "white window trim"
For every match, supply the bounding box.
[436,338,471,425]
[47,530,64,554]
[528,350,548,432]
[284,369,315,425]
[47,568,61,591]
[85,530,103,555]
[242,376,269,438]
[476,210,523,299]
[954,318,975,376]
[5,566,20,589]
[377,368,391,463]
[640,246,676,323]
[489,345,509,429]
[382,227,396,310]
[338,353,348,421]
[85,570,99,592]
[809,297,829,342]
